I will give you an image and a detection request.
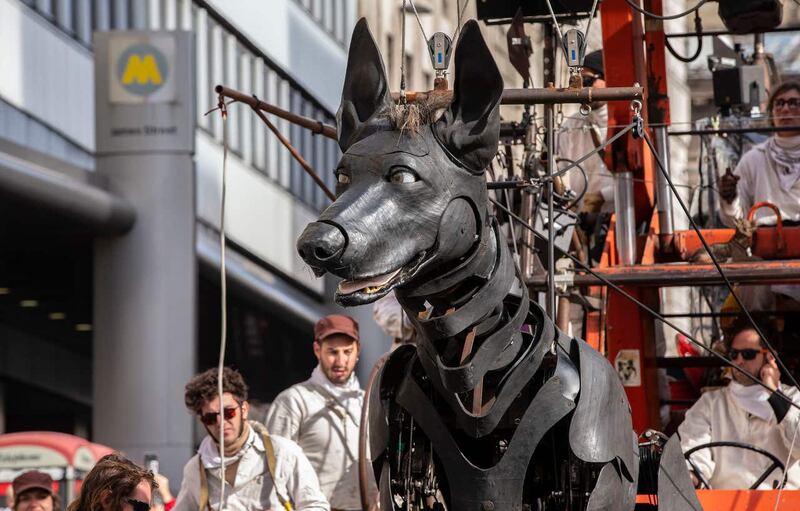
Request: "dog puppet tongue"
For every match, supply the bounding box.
[338,268,401,295]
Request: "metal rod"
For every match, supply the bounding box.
[390,86,644,106]
[543,21,556,322]
[546,102,555,320]
[215,85,338,140]
[526,260,800,288]
[660,311,792,318]
[247,104,336,201]
[669,125,800,137]
[654,126,674,235]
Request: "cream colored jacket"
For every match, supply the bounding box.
[721,139,800,227]
[172,427,329,511]
[678,384,800,489]
[266,374,377,510]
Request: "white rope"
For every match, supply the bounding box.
[400,0,407,100]
[407,0,429,44]
[582,0,600,56]
[452,0,470,43]
[773,412,800,511]
[216,97,230,510]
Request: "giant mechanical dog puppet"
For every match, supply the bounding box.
[298,18,700,511]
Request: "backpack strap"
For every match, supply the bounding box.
[261,431,294,511]
[197,456,209,511]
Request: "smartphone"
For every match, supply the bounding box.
[144,453,159,474]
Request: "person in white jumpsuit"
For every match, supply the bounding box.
[679,319,800,489]
[718,81,800,310]
[266,315,378,511]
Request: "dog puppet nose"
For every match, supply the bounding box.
[297,222,347,270]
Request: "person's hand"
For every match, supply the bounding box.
[690,471,700,488]
[761,353,780,392]
[719,168,740,203]
[154,473,174,503]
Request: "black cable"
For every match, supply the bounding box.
[642,131,800,394]
[624,0,708,21]
[489,198,800,412]
[665,13,703,63]
[555,157,588,210]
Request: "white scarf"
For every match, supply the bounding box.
[307,365,363,426]
[198,422,256,469]
[766,134,800,192]
[729,381,774,421]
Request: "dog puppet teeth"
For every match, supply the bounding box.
[338,268,402,295]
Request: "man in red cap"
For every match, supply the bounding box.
[266,314,377,511]
[11,472,59,511]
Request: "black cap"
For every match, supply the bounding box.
[583,50,604,78]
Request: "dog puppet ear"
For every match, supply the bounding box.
[434,20,503,173]
[336,18,393,152]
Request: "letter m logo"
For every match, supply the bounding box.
[121,54,162,85]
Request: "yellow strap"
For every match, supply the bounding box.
[262,432,293,511]
[198,456,209,511]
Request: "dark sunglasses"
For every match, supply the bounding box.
[774,98,800,109]
[200,405,239,426]
[125,498,151,511]
[582,73,602,87]
[729,348,768,361]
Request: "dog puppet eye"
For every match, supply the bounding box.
[336,172,351,185]
[389,167,418,184]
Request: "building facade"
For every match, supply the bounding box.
[0,0,394,486]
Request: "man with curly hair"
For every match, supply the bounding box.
[173,367,328,511]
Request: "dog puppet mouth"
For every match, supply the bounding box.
[335,252,426,305]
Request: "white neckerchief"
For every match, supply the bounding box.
[307,365,363,426]
[728,381,774,421]
[198,422,256,469]
[766,134,800,192]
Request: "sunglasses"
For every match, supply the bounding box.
[773,98,800,109]
[125,498,151,511]
[582,73,602,87]
[199,405,240,426]
[729,348,768,361]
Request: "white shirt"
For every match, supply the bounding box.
[556,104,615,212]
[173,425,329,511]
[721,137,800,228]
[266,367,377,510]
[678,383,800,489]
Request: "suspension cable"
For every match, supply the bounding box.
[407,0,430,44]
[216,94,229,509]
[641,129,800,394]
[624,0,708,21]
[490,198,800,412]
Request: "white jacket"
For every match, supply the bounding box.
[266,368,377,510]
[721,138,800,227]
[172,426,329,511]
[678,383,800,489]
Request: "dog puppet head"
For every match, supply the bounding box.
[297,18,503,306]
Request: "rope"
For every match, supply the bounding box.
[773,418,800,510]
[400,0,407,101]
[452,0,470,43]
[216,95,229,509]
[407,0,429,43]
[548,120,637,180]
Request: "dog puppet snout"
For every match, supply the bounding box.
[297,221,347,273]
